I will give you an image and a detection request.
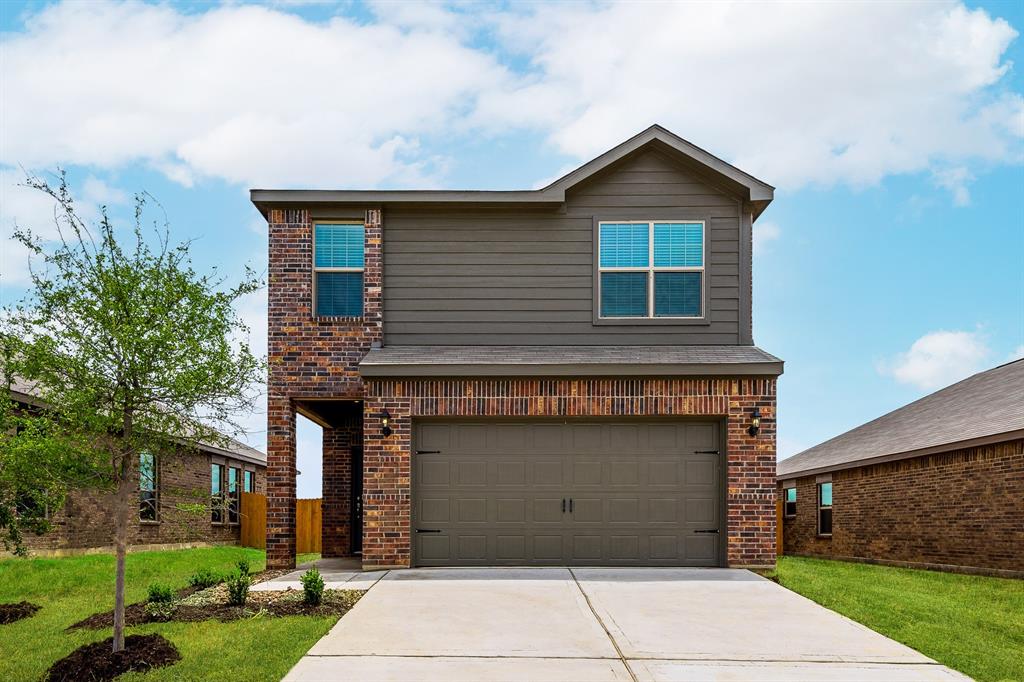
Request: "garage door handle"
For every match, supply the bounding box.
[694,529,719,534]
[415,528,442,534]
[562,498,566,513]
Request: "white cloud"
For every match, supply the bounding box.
[879,330,991,390]
[753,221,781,252]
[0,1,1020,199]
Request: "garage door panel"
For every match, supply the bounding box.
[412,420,722,567]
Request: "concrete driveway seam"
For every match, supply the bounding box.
[569,567,640,682]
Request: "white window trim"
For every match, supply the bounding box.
[597,220,705,319]
[312,221,365,318]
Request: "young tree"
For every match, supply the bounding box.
[1,173,263,652]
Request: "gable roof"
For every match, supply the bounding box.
[250,124,775,220]
[6,377,267,466]
[777,359,1024,479]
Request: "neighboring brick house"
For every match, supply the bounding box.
[253,125,784,570]
[778,359,1023,578]
[7,379,267,555]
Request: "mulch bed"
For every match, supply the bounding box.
[46,633,181,682]
[0,601,41,624]
[68,585,201,631]
[70,583,363,629]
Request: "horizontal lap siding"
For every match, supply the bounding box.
[384,150,744,345]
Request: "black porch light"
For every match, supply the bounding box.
[381,409,393,437]
[748,407,762,437]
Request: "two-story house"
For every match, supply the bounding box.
[252,125,783,571]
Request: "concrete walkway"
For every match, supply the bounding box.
[278,566,967,682]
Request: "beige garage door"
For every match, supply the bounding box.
[412,420,723,567]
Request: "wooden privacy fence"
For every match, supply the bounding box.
[295,498,322,554]
[239,493,321,554]
[240,492,266,549]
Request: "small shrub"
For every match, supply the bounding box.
[144,600,177,622]
[225,572,250,607]
[301,568,325,606]
[187,568,221,589]
[235,558,251,577]
[147,583,175,604]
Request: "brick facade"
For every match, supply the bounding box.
[322,416,360,558]
[780,439,1024,577]
[19,449,265,554]
[363,377,777,569]
[266,207,382,568]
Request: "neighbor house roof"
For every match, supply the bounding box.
[777,359,1024,479]
[251,124,775,220]
[359,345,783,377]
[6,376,266,466]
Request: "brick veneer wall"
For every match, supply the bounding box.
[363,377,777,569]
[19,450,266,554]
[780,439,1024,576]
[266,207,382,568]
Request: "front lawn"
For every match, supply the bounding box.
[0,547,340,681]
[776,556,1024,682]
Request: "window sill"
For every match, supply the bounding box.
[139,520,160,525]
[783,515,795,520]
[593,316,711,327]
[313,315,365,323]
[817,534,832,539]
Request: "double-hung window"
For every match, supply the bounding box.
[817,482,833,536]
[598,221,704,319]
[227,466,240,524]
[313,223,365,317]
[139,451,158,522]
[243,470,255,494]
[211,463,224,524]
[783,486,796,518]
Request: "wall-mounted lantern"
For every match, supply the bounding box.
[381,409,393,437]
[748,407,762,437]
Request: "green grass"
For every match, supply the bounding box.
[0,547,340,681]
[777,556,1024,682]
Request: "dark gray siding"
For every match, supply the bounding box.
[379,150,746,345]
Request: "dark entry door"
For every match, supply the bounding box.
[411,420,723,567]
[351,446,363,555]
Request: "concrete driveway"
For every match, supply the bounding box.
[282,567,966,681]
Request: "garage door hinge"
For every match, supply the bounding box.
[415,450,441,455]
[695,450,719,454]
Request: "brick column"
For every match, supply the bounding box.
[726,379,777,568]
[322,415,360,557]
[266,394,296,569]
[362,394,412,569]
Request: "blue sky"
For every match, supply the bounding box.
[2,0,1022,497]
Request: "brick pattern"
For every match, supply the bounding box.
[322,416,360,557]
[781,439,1024,575]
[20,450,265,553]
[265,207,382,568]
[363,377,777,569]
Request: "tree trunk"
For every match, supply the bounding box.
[111,466,133,653]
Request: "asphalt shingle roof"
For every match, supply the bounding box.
[359,345,783,376]
[777,359,1024,478]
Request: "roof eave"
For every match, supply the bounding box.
[776,427,1024,480]
[359,360,784,378]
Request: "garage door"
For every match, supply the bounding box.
[412,420,723,567]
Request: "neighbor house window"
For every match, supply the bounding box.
[139,451,158,522]
[314,223,364,317]
[817,482,833,536]
[227,466,240,524]
[243,470,255,493]
[784,487,796,518]
[598,221,704,318]
[211,463,224,524]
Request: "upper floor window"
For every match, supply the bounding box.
[139,451,158,522]
[818,482,833,536]
[783,486,796,518]
[314,223,364,317]
[598,221,704,319]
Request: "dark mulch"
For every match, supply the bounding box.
[169,595,360,623]
[67,585,201,631]
[46,633,181,682]
[0,601,41,624]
